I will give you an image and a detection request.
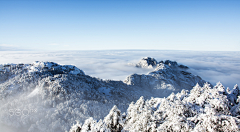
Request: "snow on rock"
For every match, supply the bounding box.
[28,61,85,75]
[125,58,207,97]
[129,57,158,68]
[71,83,240,132]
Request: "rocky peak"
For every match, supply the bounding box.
[135,57,158,68]
[125,57,208,95]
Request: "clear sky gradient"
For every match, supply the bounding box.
[0,0,240,51]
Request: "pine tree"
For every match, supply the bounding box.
[103,105,123,132]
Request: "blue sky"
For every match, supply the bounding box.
[0,0,239,51]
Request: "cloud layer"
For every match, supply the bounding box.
[0,50,239,88]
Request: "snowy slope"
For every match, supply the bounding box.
[0,58,209,131]
[70,83,240,132]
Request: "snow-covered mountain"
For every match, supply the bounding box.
[125,57,208,96]
[0,58,209,131]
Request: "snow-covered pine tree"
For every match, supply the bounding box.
[103,105,123,132]
[69,121,81,132]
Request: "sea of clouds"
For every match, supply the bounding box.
[0,50,239,89]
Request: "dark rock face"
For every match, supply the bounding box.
[164,60,178,66]
[135,57,158,68]
[179,64,189,69]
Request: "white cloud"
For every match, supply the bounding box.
[0,50,239,88]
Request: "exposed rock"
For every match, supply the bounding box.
[134,57,158,68]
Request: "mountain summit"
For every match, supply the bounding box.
[125,57,207,96]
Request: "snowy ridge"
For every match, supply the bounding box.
[125,58,207,96]
[70,82,240,132]
[0,59,208,131]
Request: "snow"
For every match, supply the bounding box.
[27,87,41,98]
[70,83,240,132]
[98,87,112,96]
[0,57,239,132]
[129,57,158,68]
